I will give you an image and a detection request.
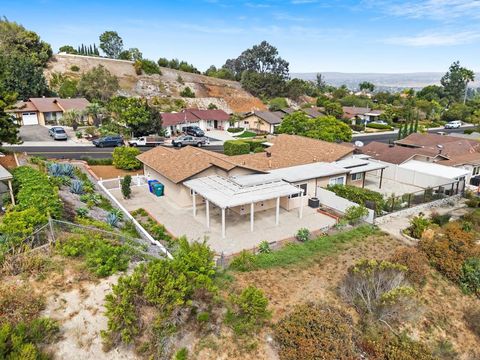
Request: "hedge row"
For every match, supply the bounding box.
[366,123,393,130]
[327,184,384,215]
[224,140,264,156]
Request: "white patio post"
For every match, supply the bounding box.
[206,199,210,228]
[7,180,15,206]
[250,202,254,232]
[192,190,197,217]
[299,191,304,219]
[275,197,280,225]
[221,208,226,238]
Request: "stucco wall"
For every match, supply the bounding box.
[242,115,272,133]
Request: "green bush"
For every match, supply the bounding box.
[327,184,384,215]
[112,147,142,170]
[366,122,393,130]
[134,59,161,75]
[258,240,271,254]
[227,127,244,133]
[407,214,431,239]
[70,65,80,72]
[229,250,257,271]
[275,303,357,360]
[225,286,270,335]
[460,258,480,297]
[0,318,59,360]
[295,228,310,242]
[243,139,264,152]
[180,87,195,98]
[121,175,132,199]
[12,166,62,218]
[430,211,451,226]
[223,140,250,156]
[344,205,368,225]
[174,348,189,360]
[81,157,113,165]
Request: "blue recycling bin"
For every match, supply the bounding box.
[148,180,159,193]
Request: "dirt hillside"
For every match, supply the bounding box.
[46,54,266,113]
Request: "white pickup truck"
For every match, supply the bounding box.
[128,136,164,147]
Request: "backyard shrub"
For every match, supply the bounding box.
[223,140,250,156]
[180,86,195,98]
[227,127,244,133]
[225,286,271,335]
[419,222,479,282]
[81,157,113,165]
[460,258,480,297]
[295,228,310,242]
[0,207,46,240]
[407,214,431,239]
[242,139,264,152]
[344,205,368,225]
[134,59,161,75]
[327,184,384,215]
[12,166,62,218]
[112,146,142,170]
[341,259,417,323]
[390,247,429,285]
[366,122,393,130]
[430,211,452,226]
[0,318,59,360]
[70,65,80,72]
[229,250,257,271]
[274,302,357,360]
[121,175,132,199]
[358,327,436,360]
[464,307,480,338]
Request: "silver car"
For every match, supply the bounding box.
[48,126,68,141]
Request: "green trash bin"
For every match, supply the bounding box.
[153,183,164,197]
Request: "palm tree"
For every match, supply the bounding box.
[85,102,105,127]
[462,68,475,104]
[61,109,81,130]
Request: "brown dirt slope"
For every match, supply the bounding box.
[45,54,266,113]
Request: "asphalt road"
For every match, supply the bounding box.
[3,126,474,159]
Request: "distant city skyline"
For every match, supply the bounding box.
[3,0,480,73]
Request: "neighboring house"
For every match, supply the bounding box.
[342,106,383,123]
[162,109,231,135]
[242,108,325,134]
[8,97,91,126]
[360,132,480,183]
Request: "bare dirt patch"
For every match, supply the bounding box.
[89,165,143,179]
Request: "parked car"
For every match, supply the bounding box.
[370,120,388,126]
[92,135,124,147]
[444,120,462,129]
[172,135,208,147]
[182,125,205,137]
[128,136,164,147]
[48,126,68,141]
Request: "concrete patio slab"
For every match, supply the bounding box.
[110,185,337,255]
[364,173,423,197]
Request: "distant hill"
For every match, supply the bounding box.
[291,72,480,91]
[46,54,266,113]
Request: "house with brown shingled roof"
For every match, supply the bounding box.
[161,109,231,135]
[7,97,91,126]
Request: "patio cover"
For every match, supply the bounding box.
[184,174,303,209]
[399,160,469,180]
[0,164,12,181]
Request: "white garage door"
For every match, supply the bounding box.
[22,112,38,126]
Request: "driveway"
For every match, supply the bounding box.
[19,125,52,142]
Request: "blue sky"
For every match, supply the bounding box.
[3,0,480,73]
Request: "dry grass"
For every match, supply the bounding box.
[88,165,143,180]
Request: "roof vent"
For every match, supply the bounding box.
[266,152,272,158]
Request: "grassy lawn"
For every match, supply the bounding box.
[234,130,257,138]
[231,225,379,271]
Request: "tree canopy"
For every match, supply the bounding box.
[99,31,123,59]
[77,65,120,102]
[441,61,475,104]
[0,94,21,145]
[277,111,352,142]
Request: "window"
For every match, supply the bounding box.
[290,183,307,198]
[329,176,345,186]
[473,166,480,176]
[351,173,363,181]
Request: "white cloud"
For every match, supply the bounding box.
[384,30,480,46]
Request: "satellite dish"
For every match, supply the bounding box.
[355,141,364,147]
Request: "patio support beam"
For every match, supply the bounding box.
[7,180,15,206]
[206,199,210,228]
[299,191,303,219]
[362,172,366,188]
[250,202,254,232]
[192,190,197,217]
[379,168,384,189]
[221,208,226,239]
[275,197,280,225]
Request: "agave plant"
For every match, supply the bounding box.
[258,240,271,254]
[47,163,63,177]
[110,208,124,221]
[76,207,89,218]
[106,212,120,227]
[60,163,74,177]
[70,180,84,195]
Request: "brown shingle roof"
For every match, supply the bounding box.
[395,133,462,147]
[161,109,230,127]
[253,111,283,125]
[9,97,90,113]
[361,142,443,164]
[55,98,90,111]
[137,146,262,183]
[29,98,62,112]
[231,134,354,170]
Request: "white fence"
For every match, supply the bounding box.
[370,161,452,188]
[316,187,375,224]
[97,175,173,259]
